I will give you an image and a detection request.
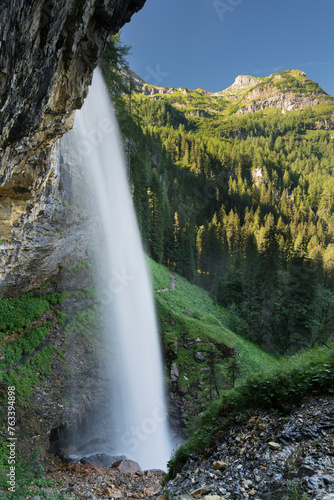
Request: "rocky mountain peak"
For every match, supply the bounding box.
[131,68,332,116]
[232,74,260,89]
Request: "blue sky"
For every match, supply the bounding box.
[122,0,334,95]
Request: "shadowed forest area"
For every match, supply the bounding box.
[103,35,334,356]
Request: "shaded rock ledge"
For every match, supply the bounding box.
[0,0,146,296]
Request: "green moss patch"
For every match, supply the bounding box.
[0,325,51,369]
[0,297,51,337]
[1,345,62,400]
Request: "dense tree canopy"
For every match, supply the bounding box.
[103,35,334,354]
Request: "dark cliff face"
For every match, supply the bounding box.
[0,0,146,295]
[0,0,145,166]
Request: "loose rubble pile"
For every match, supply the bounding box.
[26,396,334,499]
[157,396,334,500]
[29,459,165,499]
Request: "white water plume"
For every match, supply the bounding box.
[64,68,173,470]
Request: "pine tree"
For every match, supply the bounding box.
[101,33,132,119]
[147,171,163,262]
[257,213,280,349]
[240,232,262,338]
[179,221,196,282]
[278,238,317,352]
[161,183,174,266]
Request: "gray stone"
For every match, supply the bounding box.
[268,441,281,450]
[113,459,142,475]
[194,352,205,363]
[191,485,213,497]
[323,475,334,486]
[302,476,320,490]
[80,453,122,468]
[86,493,97,500]
[171,362,180,381]
[298,464,316,477]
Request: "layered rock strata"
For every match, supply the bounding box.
[0,0,146,295]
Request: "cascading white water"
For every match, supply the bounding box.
[68,69,172,470]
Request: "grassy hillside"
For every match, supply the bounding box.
[146,259,334,478]
[148,259,334,479]
[151,257,278,372]
[149,258,279,420]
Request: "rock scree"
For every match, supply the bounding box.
[156,396,334,500]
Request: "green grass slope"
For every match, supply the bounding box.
[149,258,279,418]
[148,259,334,478]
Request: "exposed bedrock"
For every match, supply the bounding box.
[0,0,146,296]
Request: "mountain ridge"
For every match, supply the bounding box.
[125,68,333,117]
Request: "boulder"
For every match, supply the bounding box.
[113,459,142,475]
[80,453,123,468]
[171,362,179,381]
[194,352,205,363]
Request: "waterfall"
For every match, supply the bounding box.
[65,69,172,470]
